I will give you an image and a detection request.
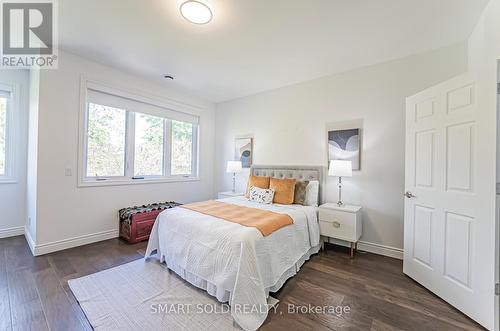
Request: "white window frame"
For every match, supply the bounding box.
[0,83,19,184]
[81,103,129,181]
[78,77,201,187]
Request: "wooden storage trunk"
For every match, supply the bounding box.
[119,202,180,244]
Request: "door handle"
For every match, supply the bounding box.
[404,191,416,199]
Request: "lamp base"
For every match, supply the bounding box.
[337,176,343,207]
[232,172,236,193]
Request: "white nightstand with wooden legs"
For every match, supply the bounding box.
[217,191,245,199]
[318,203,362,258]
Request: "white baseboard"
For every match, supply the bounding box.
[325,237,403,260]
[24,226,36,255]
[28,229,119,256]
[0,226,24,239]
[16,226,402,259]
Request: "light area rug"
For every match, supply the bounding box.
[68,258,278,331]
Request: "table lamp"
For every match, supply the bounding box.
[328,160,352,206]
[226,161,243,193]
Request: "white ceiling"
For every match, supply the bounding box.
[59,0,489,103]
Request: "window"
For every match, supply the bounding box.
[86,103,126,178]
[82,86,199,185]
[171,120,194,175]
[0,96,7,176]
[0,88,12,180]
[134,113,164,176]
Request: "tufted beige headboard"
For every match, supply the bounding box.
[249,165,324,204]
[250,165,322,183]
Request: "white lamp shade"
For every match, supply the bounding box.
[328,160,352,177]
[226,161,243,173]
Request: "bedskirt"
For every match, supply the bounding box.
[156,245,320,303]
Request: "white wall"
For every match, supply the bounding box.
[214,43,468,256]
[0,70,29,238]
[26,69,40,242]
[467,1,500,330]
[28,51,216,254]
[469,0,500,181]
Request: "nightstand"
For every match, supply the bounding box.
[319,203,362,258]
[218,191,245,199]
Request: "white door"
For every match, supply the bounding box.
[404,73,496,330]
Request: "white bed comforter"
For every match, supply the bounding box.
[145,197,320,331]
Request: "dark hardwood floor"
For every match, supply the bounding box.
[0,235,484,331]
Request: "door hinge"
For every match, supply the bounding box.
[497,83,500,95]
[496,283,499,296]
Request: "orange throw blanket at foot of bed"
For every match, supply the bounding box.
[179,200,293,236]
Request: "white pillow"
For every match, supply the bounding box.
[248,186,275,204]
[304,180,319,206]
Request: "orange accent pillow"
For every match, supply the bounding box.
[246,175,271,198]
[270,178,296,205]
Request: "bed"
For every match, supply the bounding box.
[145,166,322,331]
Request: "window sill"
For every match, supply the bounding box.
[77,176,200,188]
[0,178,18,184]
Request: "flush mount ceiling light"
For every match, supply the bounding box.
[180,0,213,24]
